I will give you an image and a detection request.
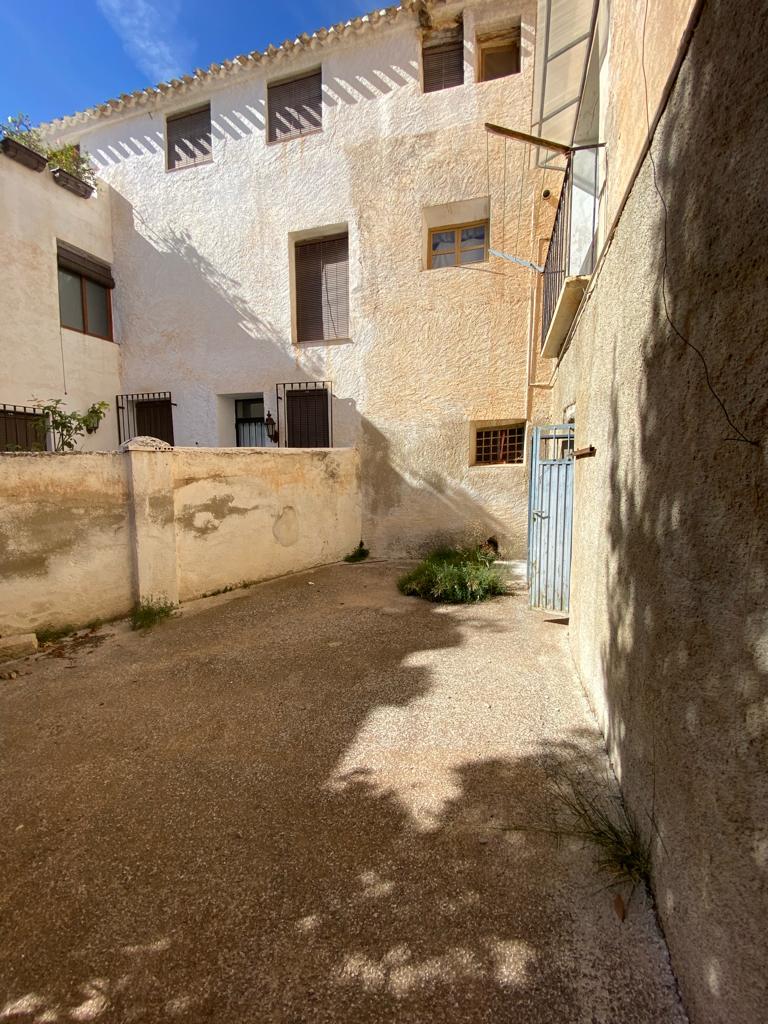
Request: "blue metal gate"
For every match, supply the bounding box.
[528,424,575,612]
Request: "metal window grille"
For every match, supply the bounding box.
[268,72,322,143]
[276,381,333,448]
[475,424,526,464]
[0,403,48,451]
[116,392,175,445]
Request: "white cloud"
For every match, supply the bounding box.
[97,0,194,82]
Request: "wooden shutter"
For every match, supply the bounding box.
[57,241,114,288]
[423,39,464,92]
[268,72,322,143]
[286,389,330,447]
[135,400,175,445]
[166,105,212,170]
[296,234,349,342]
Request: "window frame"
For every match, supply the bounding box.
[267,69,323,145]
[422,34,465,93]
[427,220,489,269]
[478,32,522,82]
[58,267,114,341]
[165,103,213,172]
[472,422,527,466]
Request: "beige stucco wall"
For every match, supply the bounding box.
[55,0,553,558]
[551,1,768,1020]
[0,452,134,633]
[0,446,361,635]
[173,447,361,601]
[0,156,122,450]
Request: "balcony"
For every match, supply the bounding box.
[541,147,600,358]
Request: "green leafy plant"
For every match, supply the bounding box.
[343,540,369,563]
[2,113,47,155]
[398,545,506,603]
[46,142,96,187]
[131,598,177,631]
[32,398,109,452]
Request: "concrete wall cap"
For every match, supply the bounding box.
[119,436,174,452]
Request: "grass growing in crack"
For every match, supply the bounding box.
[130,599,176,631]
[523,772,652,892]
[36,625,76,645]
[343,541,369,563]
[398,546,506,604]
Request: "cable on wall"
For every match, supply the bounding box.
[640,0,758,447]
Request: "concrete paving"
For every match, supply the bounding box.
[0,561,686,1023]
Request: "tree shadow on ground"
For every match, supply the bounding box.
[0,567,679,1023]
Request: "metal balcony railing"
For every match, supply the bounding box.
[541,147,600,349]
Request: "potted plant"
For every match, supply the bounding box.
[1,114,48,172]
[47,143,97,198]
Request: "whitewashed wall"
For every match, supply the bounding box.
[62,0,555,557]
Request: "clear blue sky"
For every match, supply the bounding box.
[1,0,371,125]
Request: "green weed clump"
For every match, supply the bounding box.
[130,599,176,631]
[344,541,370,563]
[398,546,506,604]
[36,624,75,645]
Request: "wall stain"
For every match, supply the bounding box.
[272,506,299,547]
[176,494,254,536]
[0,503,127,578]
[148,494,175,527]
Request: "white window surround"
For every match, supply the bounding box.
[421,197,490,271]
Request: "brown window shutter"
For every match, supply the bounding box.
[423,39,464,92]
[166,105,212,170]
[268,72,323,143]
[57,241,114,288]
[296,234,349,343]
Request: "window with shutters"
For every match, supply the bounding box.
[478,29,521,81]
[295,234,349,343]
[473,423,526,465]
[57,241,114,340]
[428,221,488,268]
[268,71,323,143]
[422,28,464,92]
[166,104,212,171]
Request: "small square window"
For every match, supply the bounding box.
[474,424,526,465]
[423,37,465,92]
[428,221,488,269]
[478,32,521,82]
[268,72,322,143]
[166,105,212,171]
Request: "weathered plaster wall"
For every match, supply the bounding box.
[0,453,134,633]
[0,157,121,450]
[173,448,361,601]
[551,1,768,1020]
[64,0,552,557]
[0,446,361,635]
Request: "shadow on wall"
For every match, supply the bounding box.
[109,191,514,556]
[595,2,768,1020]
[0,574,664,1022]
[91,56,420,168]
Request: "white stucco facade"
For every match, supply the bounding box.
[44,0,555,556]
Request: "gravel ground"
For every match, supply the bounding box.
[0,561,687,1024]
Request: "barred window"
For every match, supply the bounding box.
[474,423,526,464]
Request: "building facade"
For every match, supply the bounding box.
[34,0,557,557]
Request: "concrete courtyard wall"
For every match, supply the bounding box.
[551,1,768,1021]
[0,447,361,636]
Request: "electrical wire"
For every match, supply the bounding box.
[640,0,758,447]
